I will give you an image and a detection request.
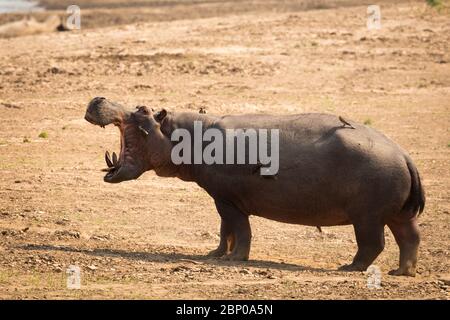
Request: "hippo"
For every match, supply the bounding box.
[84,97,425,276]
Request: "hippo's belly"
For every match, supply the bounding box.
[233,174,352,226]
[199,164,354,227]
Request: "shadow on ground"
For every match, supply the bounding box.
[18,243,335,273]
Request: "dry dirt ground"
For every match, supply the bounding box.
[0,0,449,299]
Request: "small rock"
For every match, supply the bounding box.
[438,277,450,286]
[240,269,252,275]
[90,234,111,241]
[55,218,70,226]
[54,230,80,239]
[171,265,190,273]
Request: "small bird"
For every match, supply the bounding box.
[339,116,355,129]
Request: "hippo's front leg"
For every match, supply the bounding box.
[207,218,234,257]
[208,199,251,261]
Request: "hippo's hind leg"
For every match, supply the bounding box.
[207,199,251,261]
[387,218,420,276]
[339,219,385,272]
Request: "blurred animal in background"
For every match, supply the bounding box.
[0,15,68,38]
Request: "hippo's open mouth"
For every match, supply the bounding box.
[102,124,127,182]
[85,97,146,183]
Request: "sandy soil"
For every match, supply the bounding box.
[0,0,449,299]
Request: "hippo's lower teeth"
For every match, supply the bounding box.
[112,152,118,166]
[105,151,113,168]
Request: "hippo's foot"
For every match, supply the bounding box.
[388,268,416,277]
[220,252,249,261]
[206,248,227,258]
[387,220,419,277]
[338,263,367,272]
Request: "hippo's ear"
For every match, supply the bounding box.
[154,109,167,123]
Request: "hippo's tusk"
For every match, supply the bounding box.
[138,126,149,136]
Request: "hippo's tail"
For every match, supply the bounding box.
[401,155,425,217]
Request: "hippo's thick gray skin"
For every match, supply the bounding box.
[85,97,425,276]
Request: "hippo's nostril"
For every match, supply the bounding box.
[92,97,106,103]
